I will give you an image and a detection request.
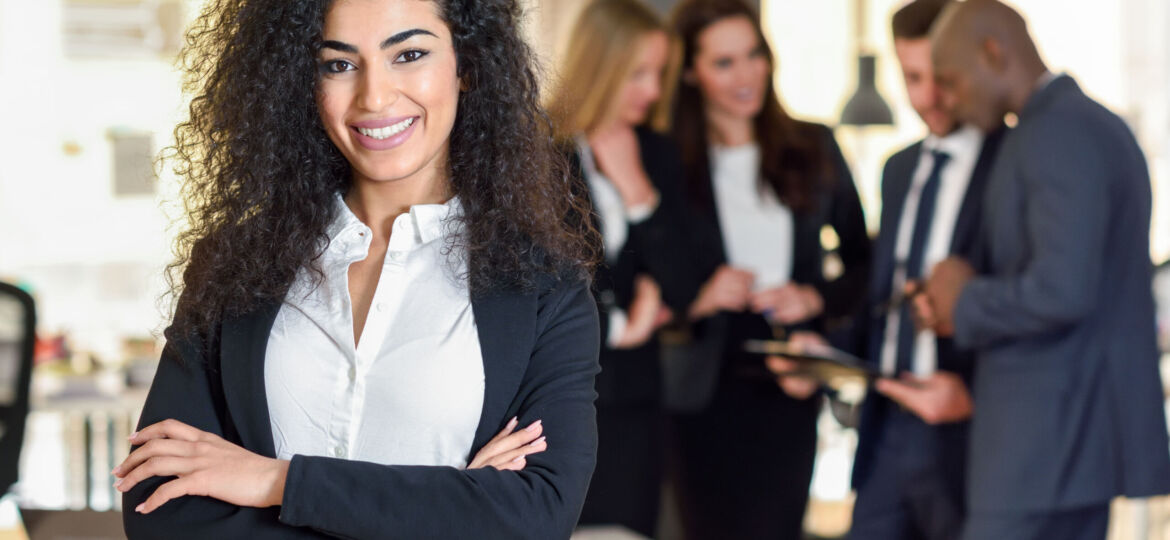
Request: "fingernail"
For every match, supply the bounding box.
[530,436,546,447]
[507,417,518,429]
[512,456,524,464]
[135,504,145,513]
[111,466,122,476]
[128,432,138,441]
[525,419,542,432]
[114,479,123,489]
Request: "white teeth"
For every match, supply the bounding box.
[357,117,415,140]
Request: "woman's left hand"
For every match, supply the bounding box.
[113,419,288,514]
[750,283,824,324]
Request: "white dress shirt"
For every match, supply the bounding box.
[880,126,984,376]
[711,143,794,291]
[576,136,658,347]
[265,195,484,468]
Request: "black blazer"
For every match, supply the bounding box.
[686,123,872,346]
[122,277,601,539]
[849,128,1004,491]
[574,127,702,407]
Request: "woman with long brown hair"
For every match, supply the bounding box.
[667,0,871,537]
[546,0,699,535]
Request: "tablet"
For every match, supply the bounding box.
[743,339,882,382]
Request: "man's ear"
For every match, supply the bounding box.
[980,37,1006,74]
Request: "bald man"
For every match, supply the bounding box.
[914,0,1170,538]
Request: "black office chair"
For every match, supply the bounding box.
[0,282,35,496]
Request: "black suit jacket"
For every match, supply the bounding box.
[575,127,702,407]
[123,277,601,539]
[849,128,1004,491]
[953,75,1170,512]
[684,123,872,388]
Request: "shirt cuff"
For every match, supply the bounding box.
[625,191,660,224]
[606,309,628,348]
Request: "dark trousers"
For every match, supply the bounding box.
[850,409,966,540]
[961,504,1109,540]
[578,403,662,537]
[669,375,818,540]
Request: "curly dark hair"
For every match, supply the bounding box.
[165,0,599,342]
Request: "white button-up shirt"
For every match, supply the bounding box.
[264,195,484,468]
[711,143,795,291]
[880,126,984,376]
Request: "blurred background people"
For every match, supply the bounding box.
[841,1,1005,538]
[546,0,701,535]
[919,0,1170,538]
[665,0,871,537]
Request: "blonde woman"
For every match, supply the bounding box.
[546,0,700,535]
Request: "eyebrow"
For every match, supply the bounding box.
[319,29,438,54]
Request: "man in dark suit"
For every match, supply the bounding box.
[846,1,1003,538]
[919,0,1170,537]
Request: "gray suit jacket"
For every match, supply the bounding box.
[955,75,1170,513]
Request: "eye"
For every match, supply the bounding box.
[395,49,429,63]
[319,59,356,74]
[714,57,733,69]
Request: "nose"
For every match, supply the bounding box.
[356,65,399,112]
[644,78,662,104]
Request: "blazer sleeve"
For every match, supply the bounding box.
[626,132,704,316]
[122,338,329,539]
[818,127,873,322]
[276,281,600,539]
[953,116,1110,349]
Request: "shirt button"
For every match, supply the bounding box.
[348,367,356,380]
[333,446,346,458]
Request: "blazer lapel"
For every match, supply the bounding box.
[869,144,919,306]
[219,302,281,458]
[950,127,1006,259]
[469,290,537,450]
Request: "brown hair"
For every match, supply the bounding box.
[669,0,831,213]
[892,0,952,40]
[546,0,678,139]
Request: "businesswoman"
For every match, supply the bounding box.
[546,0,699,535]
[667,0,871,538]
[112,0,602,538]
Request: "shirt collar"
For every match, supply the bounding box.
[923,124,983,163]
[1035,70,1060,93]
[325,193,460,259]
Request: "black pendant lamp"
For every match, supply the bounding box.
[840,0,893,126]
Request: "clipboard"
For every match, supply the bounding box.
[743,339,882,383]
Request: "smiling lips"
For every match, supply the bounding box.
[351,116,418,150]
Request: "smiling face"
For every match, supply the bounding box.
[689,15,771,125]
[316,0,460,187]
[895,37,955,136]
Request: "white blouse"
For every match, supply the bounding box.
[264,195,485,468]
[711,144,794,291]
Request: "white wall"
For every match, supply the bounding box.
[0,0,186,359]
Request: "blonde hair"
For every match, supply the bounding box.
[546,0,679,140]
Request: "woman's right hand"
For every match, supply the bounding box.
[613,275,670,349]
[467,417,547,471]
[688,265,756,320]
